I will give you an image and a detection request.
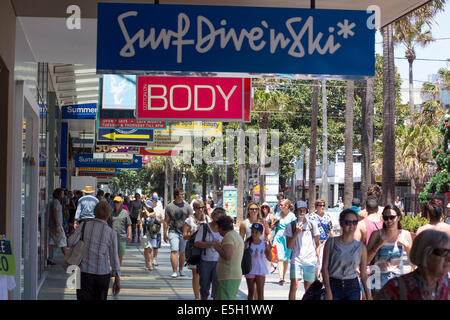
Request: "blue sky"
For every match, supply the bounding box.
[375,2,450,104]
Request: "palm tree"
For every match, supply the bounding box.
[361,78,375,208]
[237,122,246,222]
[394,20,434,120]
[308,80,320,213]
[382,23,396,206]
[253,86,288,204]
[344,81,354,209]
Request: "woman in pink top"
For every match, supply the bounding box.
[355,196,383,246]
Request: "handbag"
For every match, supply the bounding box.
[241,241,253,275]
[63,221,87,268]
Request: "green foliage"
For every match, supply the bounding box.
[401,214,429,233]
[420,111,450,204]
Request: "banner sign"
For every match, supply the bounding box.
[75,154,142,169]
[96,140,149,147]
[97,3,375,77]
[146,134,192,150]
[137,77,250,121]
[93,153,134,160]
[97,128,154,142]
[0,239,16,276]
[159,121,222,137]
[99,118,166,129]
[62,103,97,119]
[78,167,119,173]
[98,75,167,130]
[139,148,179,157]
[95,146,139,153]
[223,186,237,218]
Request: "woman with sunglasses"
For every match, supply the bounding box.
[322,209,371,300]
[272,199,296,285]
[375,229,449,300]
[367,204,414,294]
[183,200,212,300]
[261,202,275,237]
[239,202,270,241]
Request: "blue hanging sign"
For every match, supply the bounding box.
[97,4,375,77]
[62,103,97,119]
[75,154,143,169]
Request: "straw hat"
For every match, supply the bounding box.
[82,186,94,194]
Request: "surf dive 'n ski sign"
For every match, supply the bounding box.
[97,3,375,77]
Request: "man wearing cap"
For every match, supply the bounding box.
[109,196,132,266]
[285,200,320,300]
[74,186,99,228]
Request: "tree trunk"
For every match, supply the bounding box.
[164,156,169,208]
[408,58,415,122]
[302,149,307,201]
[344,80,355,209]
[382,24,396,206]
[169,157,174,202]
[308,81,320,213]
[202,170,207,202]
[237,122,246,223]
[321,80,329,208]
[187,169,192,201]
[259,112,268,204]
[227,166,234,186]
[213,166,219,202]
[361,78,374,208]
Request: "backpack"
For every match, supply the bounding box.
[185,223,210,266]
[241,239,253,275]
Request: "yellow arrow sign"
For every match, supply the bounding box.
[102,132,151,140]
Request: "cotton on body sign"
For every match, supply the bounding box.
[97,3,374,77]
[137,77,250,121]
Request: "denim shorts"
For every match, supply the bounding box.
[168,231,187,253]
[329,277,361,300]
[290,264,316,282]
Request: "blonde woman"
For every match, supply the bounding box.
[239,202,270,241]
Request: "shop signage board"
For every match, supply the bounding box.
[139,148,179,157]
[75,154,142,169]
[159,121,222,137]
[78,167,120,174]
[137,76,251,121]
[146,133,192,151]
[93,153,134,160]
[98,75,166,130]
[223,186,237,218]
[95,146,139,153]
[0,239,16,276]
[97,3,375,77]
[97,128,154,142]
[96,140,149,147]
[61,103,97,119]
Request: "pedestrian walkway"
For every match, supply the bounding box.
[38,239,305,300]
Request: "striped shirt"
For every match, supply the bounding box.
[68,219,121,277]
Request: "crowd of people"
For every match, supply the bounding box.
[50,184,449,300]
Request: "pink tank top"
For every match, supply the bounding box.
[364,219,384,246]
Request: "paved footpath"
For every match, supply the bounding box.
[38,238,304,300]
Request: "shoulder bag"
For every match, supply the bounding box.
[62,221,87,269]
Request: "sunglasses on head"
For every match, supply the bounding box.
[432,248,449,257]
[382,215,398,221]
[343,220,358,226]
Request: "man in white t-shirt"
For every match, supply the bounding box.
[285,200,320,300]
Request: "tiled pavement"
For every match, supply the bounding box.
[38,237,303,300]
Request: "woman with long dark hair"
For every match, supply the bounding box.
[367,204,414,294]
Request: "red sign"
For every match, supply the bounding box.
[139,148,179,157]
[99,118,166,129]
[137,77,251,121]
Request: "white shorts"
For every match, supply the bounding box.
[141,235,157,249]
[49,226,67,247]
